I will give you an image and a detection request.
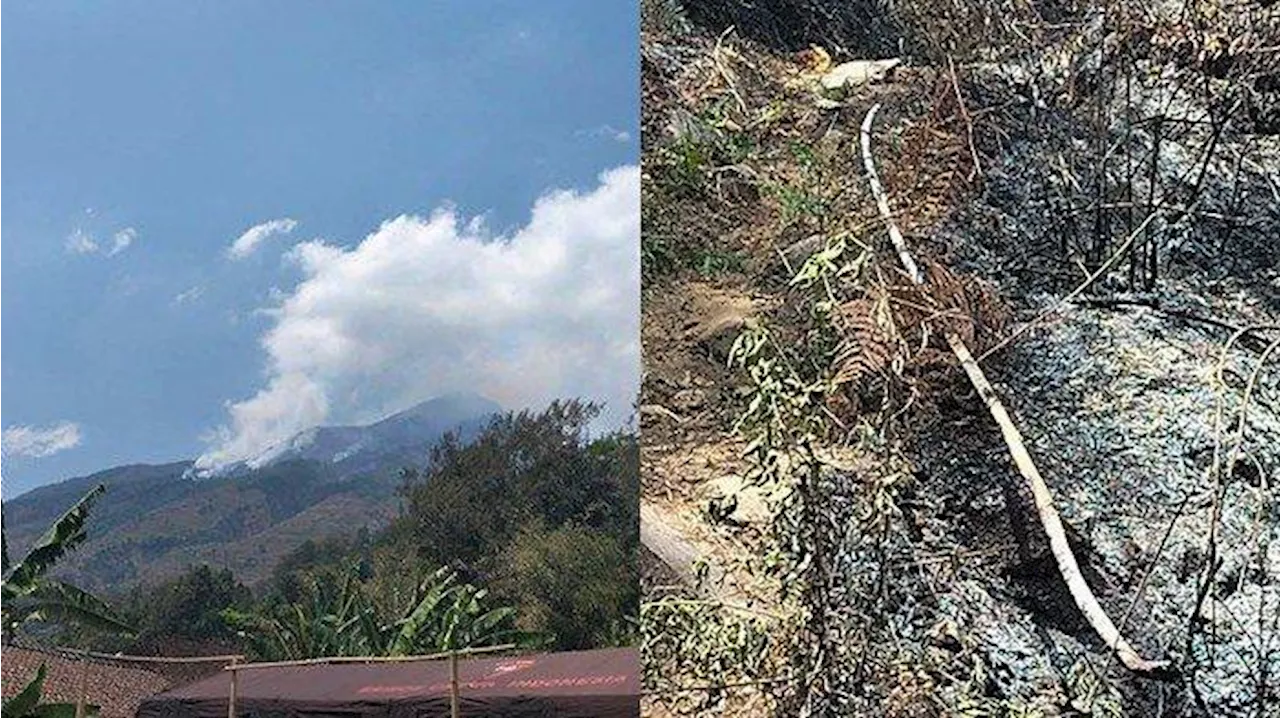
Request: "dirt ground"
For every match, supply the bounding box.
[638,0,1006,704]
[640,1,1279,716]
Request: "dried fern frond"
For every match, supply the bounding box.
[833,296,899,387]
[922,260,1009,352]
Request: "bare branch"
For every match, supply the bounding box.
[860,102,1176,679]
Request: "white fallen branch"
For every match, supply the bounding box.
[858,102,1174,678]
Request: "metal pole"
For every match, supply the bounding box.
[449,650,460,718]
[227,656,239,718]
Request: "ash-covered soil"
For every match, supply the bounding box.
[640,0,1279,715]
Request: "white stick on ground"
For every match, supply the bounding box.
[858,103,1172,677]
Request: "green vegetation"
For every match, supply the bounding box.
[3,485,135,642]
[58,400,638,660]
[392,400,639,650]
[123,565,252,653]
[641,106,758,283]
[221,563,531,660]
[3,485,133,718]
[2,663,98,718]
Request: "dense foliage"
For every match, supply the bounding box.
[3,485,132,718]
[221,563,532,660]
[390,400,639,649]
[63,400,638,659]
[2,485,134,643]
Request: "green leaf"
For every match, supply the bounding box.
[3,525,11,576]
[390,577,460,656]
[31,704,99,718]
[468,607,516,641]
[3,485,106,592]
[3,663,47,718]
[25,581,134,636]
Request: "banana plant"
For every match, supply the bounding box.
[1,663,101,718]
[385,566,529,655]
[224,563,541,660]
[224,563,375,660]
[2,484,134,642]
[2,485,128,718]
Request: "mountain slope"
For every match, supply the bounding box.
[193,392,502,476]
[2,393,501,592]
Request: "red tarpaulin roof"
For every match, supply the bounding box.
[135,647,639,718]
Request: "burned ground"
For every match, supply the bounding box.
[640,1,1279,716]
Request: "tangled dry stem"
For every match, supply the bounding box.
[860,101,1177,680]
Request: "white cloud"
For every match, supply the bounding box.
[2,422,82,458]
[579,125,632,143]
[196,166,640,471]
[65,226,137,257]
[227,218,298,260]
[109,227,137,256]
[65,229,99,255]
[174,286,204,305]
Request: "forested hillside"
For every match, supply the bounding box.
[50,400,638,657]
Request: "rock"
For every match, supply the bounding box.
[639,403,685,424]
[640,502,731,598]
[819,58,901,97]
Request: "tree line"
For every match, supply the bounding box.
[3,399,637,711]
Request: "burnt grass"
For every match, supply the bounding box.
[641,1,1280,716]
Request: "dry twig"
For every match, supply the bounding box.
[946,55,983,183]
[859,102,1175,679]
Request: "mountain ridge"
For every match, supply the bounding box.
[187,392,503,479]
[2,392,503,592]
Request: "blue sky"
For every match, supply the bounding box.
[2,1,639,496]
